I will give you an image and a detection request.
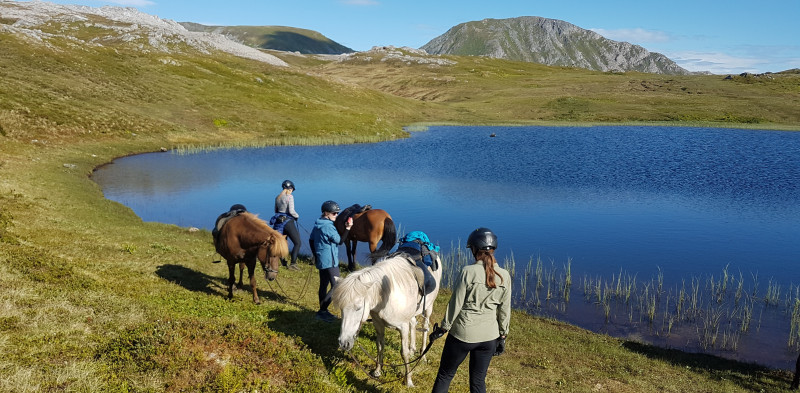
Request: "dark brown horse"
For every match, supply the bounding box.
[214,212,289,304]
[335,205,397,271]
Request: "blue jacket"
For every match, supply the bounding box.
[310,217,342,269]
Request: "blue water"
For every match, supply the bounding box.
[92,125,800,367]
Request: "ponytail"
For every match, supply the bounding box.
[473,248,503,288]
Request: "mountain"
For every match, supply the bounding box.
[0,1,287,67]
[421,16,690,75]
[180,23,353,55]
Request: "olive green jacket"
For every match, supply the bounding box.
[440,260,511,343]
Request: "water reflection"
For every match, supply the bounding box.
[92,125,800,368]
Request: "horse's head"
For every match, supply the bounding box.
[258,242,282,281]
[332,274,375,351]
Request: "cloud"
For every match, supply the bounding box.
[667,51,771,74]
[590,28,670,44]
[339,0,379,5]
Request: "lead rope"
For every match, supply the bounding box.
[264,219,316,304]
[265,263,314,305]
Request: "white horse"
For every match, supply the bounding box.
[331,253,442,387]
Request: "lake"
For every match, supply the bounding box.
[92,125,800,368]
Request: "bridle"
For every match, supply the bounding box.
[259,241,281,275]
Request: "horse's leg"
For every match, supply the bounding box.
[792,352,800,389]
[371,317,386,378]
[344,240,353,271]
[247,260,260,304]
[400,322,414,387]
[368,230,381,264]
[410,315,418,355]
[349,241,358,270]
[227,261,236,300]
[421,308,432,362]
[237,262,245,289]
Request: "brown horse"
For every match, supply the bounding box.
[335,205,397,271]
[214,212,289,304]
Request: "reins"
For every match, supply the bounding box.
[347,320,438,385]
[261,227,315,304]
[265,263,314,304]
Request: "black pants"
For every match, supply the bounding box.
[431,334,497,393]
[318,266,340,312]
[283,220,300,265]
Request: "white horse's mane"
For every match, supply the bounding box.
[332,254,416,310]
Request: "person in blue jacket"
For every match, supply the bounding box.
[309,200,352,322]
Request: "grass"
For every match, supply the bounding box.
[2,10,800,392]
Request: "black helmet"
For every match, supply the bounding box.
[229,204,247,212]
[321,200,340,213]
[467,227,497,250]
[281,180,295,190]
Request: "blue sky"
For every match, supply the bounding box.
[29,0,800,74]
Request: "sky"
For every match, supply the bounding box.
[24,0,800,74]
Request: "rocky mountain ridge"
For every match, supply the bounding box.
[0,1,287,67]
[422,16,690,75]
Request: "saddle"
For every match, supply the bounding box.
[341,203,371,222]
[212,208,246,243]
[211,208,246,262]
[392,231,440,296]
[395,231,440,271]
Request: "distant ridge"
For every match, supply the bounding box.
[421,16,690,75]
[180,23,353,55]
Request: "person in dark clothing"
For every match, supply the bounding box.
[429,227,511,393]
[309,200,352,322]
[274,180,301,270]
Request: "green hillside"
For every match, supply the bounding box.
[304,48,800,127]
[181,22,354,54]
[2,3,800,392]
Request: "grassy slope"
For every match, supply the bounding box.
[181,23,354,54]
[302,50,800,127]
[1,25,800,392]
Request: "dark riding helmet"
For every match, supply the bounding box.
[281,179,295,190]
[467,227,497,251]
[321,200,340,214]
[229,204,247,212]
